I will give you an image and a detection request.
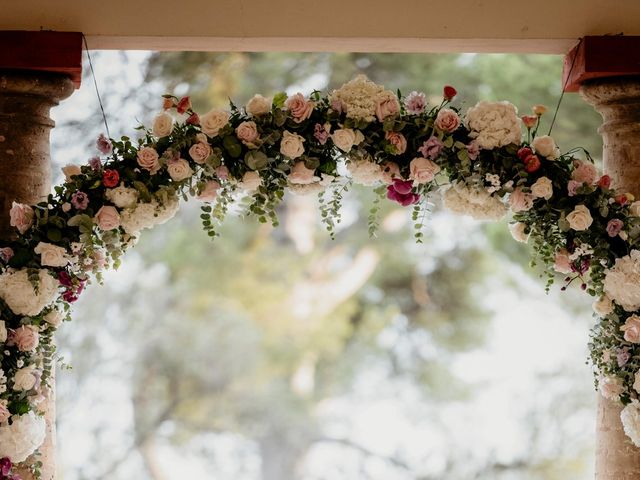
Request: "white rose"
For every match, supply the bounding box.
[34,242,69,268]
[622,400,640,447]
[152,112,174,137]
[593,295,614,316]
[0,269,59,316]
[532,135,560,160]
[61,165,82,182]
[167,158,194,182]
[630,201,640,217]
[531,176,553,200]
[200,109,229,137]
[509,222,529,243]
[0,320,6,343]
[280,131,305,159]
[105,184,139,208]
[239,171,262,192]
[44,309,64,327]
[409,157,440,184]
[332,129,358,152]
[246,94,272,116]
[13,365,38,391]
[566,204,593,231]
[0,412,46,463]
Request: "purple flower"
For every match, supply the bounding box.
[88,156,102,172]
[387,179,420,206]
[466,141,481,161]
[96,134,112,155]
[71,191,89,210]
[607,218,624,237]
[617,347,631,367]
[404,91,427,115]
[1,457,12,476]
[418,137,444,160]
[313,123,330,145]
[0,247,14,263]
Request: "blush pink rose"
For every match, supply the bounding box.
[381,161,401,184]
[215,165,230,180]
[553,249,572,274]
[607,218,624,237]
[509,188,534,212]
[409,157,440,185]
[434,108,461,133]
[288,161,319,185]
[9,202,34,234]
[375,93,400,122]
[137,147,161,175]
[0,403,9,423]
[567,179,581,196]
[285,93,314,123]
[95,206,121,231]
[572,160,598,185]
[189,142,212,164]
[236,121,259,145]
[198,180,221,202]
[385,131,407,155]
[9,325,39,352]
[622,315,640,343]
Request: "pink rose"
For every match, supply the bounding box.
[198,180,221,202]
[567,180,581,196]
[94,206,121,231]
[409,157,440,185]
[385,132,407,155]
[622,315,640,343]
[381,161,400,184]
[509,188,533,212]
[375,92,400,122]
[216,165,229,180]
[9,202,34,234]
[434,108,461,133]
[285,93,314,123]
[572,160,598,185]
[188,142,212,164]
[9,325,39,352]
[553,249,572,274]
[288,161,319,185]
[0,403,9,423]
[236,121,259,146]
[137,147,161,175]
[607,218,624,237]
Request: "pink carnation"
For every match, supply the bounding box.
[606,218,624,237]
[71,191,89,210]
[418,137,444,160]
[96,134,112,155]
[404,91,426,115]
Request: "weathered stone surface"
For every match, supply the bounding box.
[0,70,74,480]
[581,76,640,479]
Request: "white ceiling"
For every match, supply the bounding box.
[3,0,639,53]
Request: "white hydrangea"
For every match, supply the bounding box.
[0,269,59,316]
[329,75,384,122]
[347,159,384,186]
[287,174,335,196]
[120,196,179,236]
[464,101,522,150]
[604,250,640,312]
[443,181,508,221]
[105,184,139,208]
[622,400,640,447]
[0,412,46,462]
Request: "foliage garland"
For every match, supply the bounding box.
[0,75,639,473]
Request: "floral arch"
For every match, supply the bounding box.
[0,75,639,476]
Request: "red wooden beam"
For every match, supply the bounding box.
[563,36,640,92]
[0,31,82,88]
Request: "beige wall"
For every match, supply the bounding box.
[2,0,639,53]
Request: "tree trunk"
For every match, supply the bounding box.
[581,76,640,479]
[0,70,74,480]
[259,434,309,480]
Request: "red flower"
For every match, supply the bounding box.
[615,193,629,206]
[517,147,533,161]
[598,174,611,189]
[186,112,200,125]
[524,154,541,173]
[176,96,192,114]
[521,115,538,129]
[102,169,120,188]
[162,97,174,110]
[443,85,457,101]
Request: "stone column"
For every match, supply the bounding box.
[581,76,640,480]
[0,70,75,480]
